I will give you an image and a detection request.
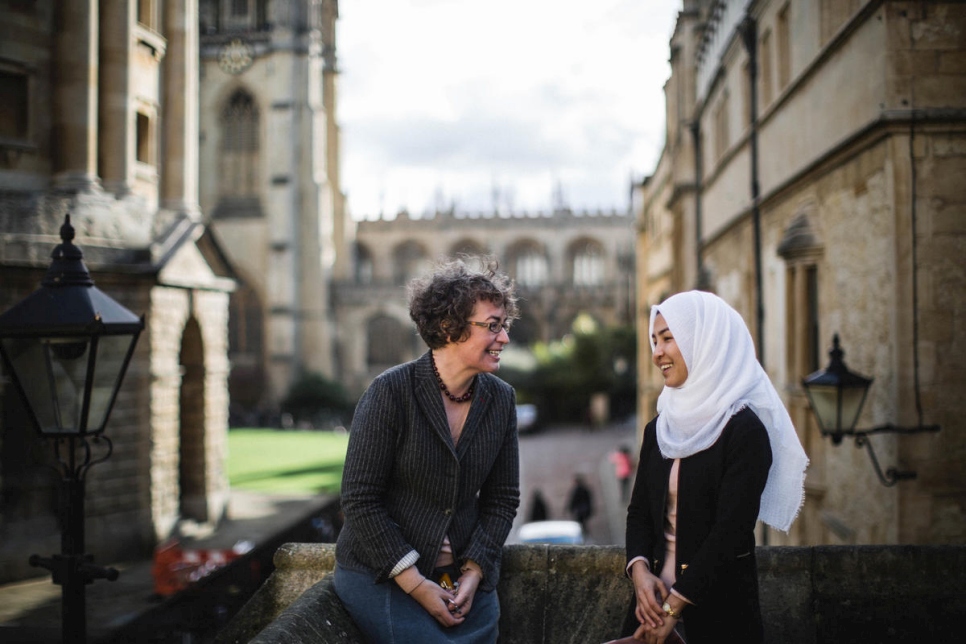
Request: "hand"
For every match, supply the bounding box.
[409,579,466,628]
[629,561,668,631]
[633,614,678,644]
[450,567,482,617]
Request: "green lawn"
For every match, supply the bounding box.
[228,429,349,494]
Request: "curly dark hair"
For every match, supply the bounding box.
[408,256,520,350]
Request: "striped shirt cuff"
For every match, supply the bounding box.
[389,550,420,578]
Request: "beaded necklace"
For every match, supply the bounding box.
[431,353,474,403]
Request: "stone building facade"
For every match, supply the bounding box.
[198,0,347,415]
[0,0,234,583]
[635,0,965,544]
[333,208,636,397]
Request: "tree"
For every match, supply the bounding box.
[280,372,353,429]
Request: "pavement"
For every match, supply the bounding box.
[0,490,336,644]
[0,420,637,643]
[512,420,638,547]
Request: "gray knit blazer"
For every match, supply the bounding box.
[335,351,520,592]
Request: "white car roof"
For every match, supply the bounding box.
[517,520,583,542]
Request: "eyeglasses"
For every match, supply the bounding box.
[467,320,511,334]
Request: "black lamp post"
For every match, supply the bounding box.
[0,214,144,644]
[802,334,940,486]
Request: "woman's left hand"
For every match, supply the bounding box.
[633,614,678,644]
[450,568,482,617]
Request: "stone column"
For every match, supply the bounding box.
[53,0,100,190]
[161,0,200,219]
[98,0,134,196]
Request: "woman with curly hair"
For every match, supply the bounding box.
[334,257,521,643]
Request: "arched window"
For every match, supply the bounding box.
[367,315,409,368]
[448,239,487,262]
[228,281,263,356]
[393,241,430,285]
[354,242,374,284]
[220,90,259,199]
[226,279,265,410]
[509,241,548,287]
[571,239,605,287]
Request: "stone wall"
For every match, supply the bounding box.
[634,0,966,547]
[216,543,966,644]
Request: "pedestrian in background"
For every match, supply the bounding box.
[334,258,521,643]
[567,473,594,532]
[528,489,549,522]
[621,290,808,644]
[609,445,634,501]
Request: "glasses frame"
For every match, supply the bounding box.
[467,320,511,334]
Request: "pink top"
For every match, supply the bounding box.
[436,535,454,567]
[659,459,680,589]
[625,458,691,606]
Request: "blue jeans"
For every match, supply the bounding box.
[334,563,500,644]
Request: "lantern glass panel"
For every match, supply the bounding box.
[804,383,839,432]
[88,334,135,432]
[839,385,869,433]
[1,335,91,434]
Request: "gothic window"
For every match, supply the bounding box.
[393,241,430,285]
[778,213,824,374]
[571,239,605,287]
[778,212,824,466]
[777,3,791,91]
[448,239,487,261]
[367,315,408,368]
[713,90,730,162]
[354,243,374,285]
[220,90,259,198]
[784,261,820,378]
[760,29,773,107]
[228,281,263,357]
[136,111,154,164]
[0,70,28,141]
[510,241,548,288]
[741,61,752,129]
[220,0,265,31]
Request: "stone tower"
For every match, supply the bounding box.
[198,0,346,415]
[1,0,234,581]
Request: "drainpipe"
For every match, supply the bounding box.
[740,13,767,546]
[689,120,708,291]
[740,15,764,367]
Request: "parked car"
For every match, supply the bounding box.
[516,520,584,545]
[516,403,539,433]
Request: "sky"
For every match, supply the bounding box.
[337,0,682,220]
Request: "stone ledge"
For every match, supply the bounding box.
[217,544,966,644]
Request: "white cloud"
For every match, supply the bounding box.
[338,0,680,219]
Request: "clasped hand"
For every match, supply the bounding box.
[630,563,678,644]
[410,568,482,628]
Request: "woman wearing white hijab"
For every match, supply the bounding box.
[622,291,808,644]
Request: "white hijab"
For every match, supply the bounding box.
[649,290,808,533]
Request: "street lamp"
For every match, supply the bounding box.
[802,334,940,486]
[0,214,144,644]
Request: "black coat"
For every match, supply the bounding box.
[624,407,772,642]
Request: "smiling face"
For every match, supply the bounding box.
[452,299,510,374]
[651,312,688,388]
